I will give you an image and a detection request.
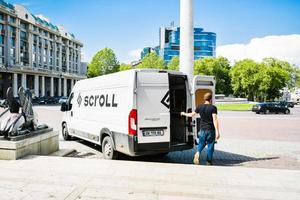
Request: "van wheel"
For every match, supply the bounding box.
[62,123,71,141]
[102,136,118,160]
[284,109,290,114]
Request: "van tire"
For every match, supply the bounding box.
[102,136,118,160]
[284,109,290,114]
[62,123,71,141]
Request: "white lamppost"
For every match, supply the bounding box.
[179,0,194,81]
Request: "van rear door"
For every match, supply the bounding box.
[136,71,170,150]
[193,75,216,134]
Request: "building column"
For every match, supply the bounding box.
[28,25,33,67]
[13,73,18,97]
[41,76,45,97]
[34,75,39,97]
[21,74,27,88]
[63,78,67,97]
[71,79,74,90]
[50,77,54,97]
[58,78,62,96]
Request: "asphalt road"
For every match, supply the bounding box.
[220,106,300,142]
[28,105,300,142]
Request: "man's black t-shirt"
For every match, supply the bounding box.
[195,104,217,131]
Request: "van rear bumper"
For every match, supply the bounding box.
[127,135,193,157]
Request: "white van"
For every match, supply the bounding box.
[61,69,215,159]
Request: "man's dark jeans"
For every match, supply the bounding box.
[197,129,216,163]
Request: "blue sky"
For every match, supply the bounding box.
[9,0,300,64]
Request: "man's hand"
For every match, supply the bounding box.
[180,112,185,116]
[216,132,220,140]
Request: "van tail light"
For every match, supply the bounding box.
[128,109,137,136]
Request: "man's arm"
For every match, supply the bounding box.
[212,113,220,140]
[180,111,197,118]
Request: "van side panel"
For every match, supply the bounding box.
[67,71,135,147]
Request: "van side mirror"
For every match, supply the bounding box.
[61,102,67,112]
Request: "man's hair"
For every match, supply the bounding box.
[204,92,212,102]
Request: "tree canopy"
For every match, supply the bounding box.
[230,58,293,101]
[194,57,232,96]
[136,52,166,69]
[86,47,298,101]
[119,63,132,71]
[87,48,119,78]
[167,56,179,71]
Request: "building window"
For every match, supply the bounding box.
[20,22,27,30]
[10,48,15,57]
[20,31,27,40]
[10,38,15,47]
[9,16,16,23]
[0,35,4,45]
[0,13,4,21]
[10,58,15,65]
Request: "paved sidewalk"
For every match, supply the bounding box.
[0,156,299,200]
[59,138,300,170]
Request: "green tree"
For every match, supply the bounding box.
[167,56,179,71]
[296,68,300,88]
[137,52,166,69]
[194,57,232,95]
[87,48,119,77]
[119,63,132,71]
[230,59,263,101]
[260,58,290,100]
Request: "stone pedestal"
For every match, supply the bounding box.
[0,128,59,160]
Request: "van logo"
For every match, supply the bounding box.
[161,91,170,109]
[77,93,82,107]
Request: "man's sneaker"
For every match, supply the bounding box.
[193,152,200,165]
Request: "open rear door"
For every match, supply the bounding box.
[136,71,170,151]
[193,75,216,134]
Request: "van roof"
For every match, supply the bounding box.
[72,69,187,91]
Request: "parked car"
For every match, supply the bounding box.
[277,101,295,108]
[0,98,8,108]
[37,96,58,105]
[252,102,290,114]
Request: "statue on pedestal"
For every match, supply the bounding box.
[0,87,46,139]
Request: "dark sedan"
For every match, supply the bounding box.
[252,103,290,114]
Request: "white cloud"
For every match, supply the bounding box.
[121,48,142,64]
[128,49,142,58]
[217,34,300,66]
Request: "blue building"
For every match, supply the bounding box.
[142,26,216,63]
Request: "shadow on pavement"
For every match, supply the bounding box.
[71,139,279,166]
[119,148,279,166]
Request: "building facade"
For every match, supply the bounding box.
[141,26,216,63]
[0,0,86,98]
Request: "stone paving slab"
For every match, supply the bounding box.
[0,156,299,200]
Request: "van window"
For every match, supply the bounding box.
[68,93,74,110]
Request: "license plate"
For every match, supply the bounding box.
[142,130,164,137]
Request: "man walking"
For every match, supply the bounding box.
[181,92,220,165]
